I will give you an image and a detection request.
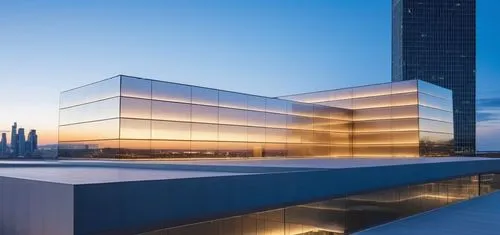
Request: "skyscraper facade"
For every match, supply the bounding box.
[10,122,17,156]
[0,133,7,155]
[392,0,476,154]
[17,128,26,156]
[27,129,38,154]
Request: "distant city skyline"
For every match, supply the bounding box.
[0,122,38,157]
[1,1,499,150]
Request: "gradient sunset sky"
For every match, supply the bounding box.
[1,0,499,150]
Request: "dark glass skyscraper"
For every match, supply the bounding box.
[392,0,476,154]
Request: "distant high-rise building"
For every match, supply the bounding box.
[27,129,38,154]
[392,0,476,154]
[17,128,26,156]
[10,122,18,156]
[0,133,7,155]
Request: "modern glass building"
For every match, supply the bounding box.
[392,0,476,155]
[59,75,453,159]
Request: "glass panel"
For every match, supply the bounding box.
[420,119,454,134]
[419,92,453,111]
[330,145,352,157]
[354,108,392,121]
[313,117,331,131]
[392,131,419,144]
[420,131,454,145]
[331,120,352,132]
[391,80,418,94]
[391,118,419,131]
[247,110,266,127]
[391,105,419,119]
[319,100,353,109]
[264,143,286,157]
[191,141,218,158]
[287,115,313,130]
[288,103,314,117]
[282,90,333,103]
[121,76,152,99]
[219,91,247,109]
[248,142,265,157]
[353,83,392,98]
[314,105,332,118]
[58,140,119,158]
[392,145,419,157]
[60,76,120,108]
[353,145,392,157]
[151,81,191,103]
[332,88,353,100]
[151,121,191,140]
[266,98,287,114]
[391,92,418,106]
[59,97,120,125]
[247,95,266,112]
[191,105,218,123]
[218,142,248,158]
[59,119,119,141]
[418,80,452,100]
[219,108,247,125]
[219,125,247,142]
[286,129,302,143]
[353,95,391,109]
[265,128,287,143]
[192,87,218,106]
[330,132,351,144]
[151,101,191,122]
[419,106,453,122]
[119,140,151,158]
[354,120,392,132]
[354,132,391,145]
[247,127,266,142]
[191,123,218,141]
[265,113,287,128]
[120,118,151,139]
[120,97,152,119]
[151,140,191,158]
[313,131,331,144]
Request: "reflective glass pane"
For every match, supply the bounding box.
[191,105,218,123]
[420,131,454,145]
[330,145,352,157]
[391,92,418,106]
[286,129,302,143]
[120,118,151,139]
[152,101,191,122]
[418,80,452,100]
[219,125,247,142]
[264,143,286,157]
[151,121,191,140]
[354,132,391,145]
[265,128,287,143]
[287,115,313,130]
[219,91,247,109]
[391,118,418,131]
[60,76,120,108]
[218,142,248,158]
[120,97,151,119]
[121,76,152,99]
[192,87,218,106]
[59,119,119,141]
[247,127,266,142]
[152,81,191,103]
[191,141,218,158]
[332,88,353,100]
[265,113,287,128]
[353,95,391,109]
[313,131,331,144]
[354,120,391,132]
[331,120,351,132]
[392,145,419,157]
[391,80,417,94]
[313,117,331,131]
[219,108,247,125]
[59,97,120,125]
[288,103,314,117]
[191,123,218,141]
[420,119,454,134]
[247,95,266,112]
[247,111,266,127]
[314,105,332,118]
[354,107,392,121]
[419,106,453,122]
[391,105,419,119]
[392,131,419,144]
[419,92,453,111]
[319,100,353,109]
[58,140,119,158]
[282,90,333,103]
[330,132,351,144]
[248,142,264,157]
[119,140,151,158]
[353,83,391,98]
[151,140,191,158]
[353,145,392,157]
[266,98,287,114]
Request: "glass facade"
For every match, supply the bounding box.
[140,175,483,235]
[59,76,352,159]
[59,76,453,158]
[392,0,476,155]
[281,80,454,157]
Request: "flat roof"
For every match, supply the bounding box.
[355,190,500,235]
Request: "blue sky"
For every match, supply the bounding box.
[0,0,499,149]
